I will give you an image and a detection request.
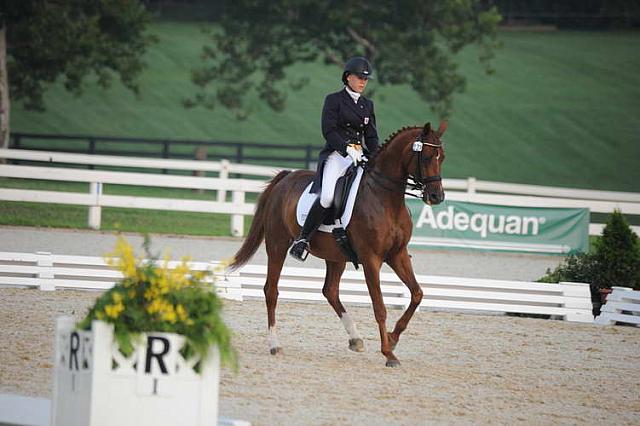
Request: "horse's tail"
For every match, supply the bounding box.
[228,170,292,271]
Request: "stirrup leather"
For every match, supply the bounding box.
[289,238,310,262]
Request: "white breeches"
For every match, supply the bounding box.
[320,151,353,208]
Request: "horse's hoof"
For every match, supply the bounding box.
[349,338,365,353]
[385,359,401,368]
[270,347,284,355]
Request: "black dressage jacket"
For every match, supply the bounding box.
[310,88,380,193]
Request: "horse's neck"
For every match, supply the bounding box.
[361,138,410,206]
[371,138,410,181]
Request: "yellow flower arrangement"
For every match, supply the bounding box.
[78,236,236,368]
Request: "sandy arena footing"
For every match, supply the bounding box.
[1,288,638,425]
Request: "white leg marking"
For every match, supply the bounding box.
[340,312,361,340]
[268,326,280,350]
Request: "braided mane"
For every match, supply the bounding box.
[369,126,421,164]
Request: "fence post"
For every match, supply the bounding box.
[88,182,102,230]
[193,146,207,194]
[162,141,170,174]
[235,145,244,166]
[305,145,313,170]
[230,190,245,237]
[88,138,96,169]
[88,138,96,154]
[36,251,55,291]
[467,177,477,196]
[218,159,230,202]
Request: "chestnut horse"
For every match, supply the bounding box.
[229,121,447,367]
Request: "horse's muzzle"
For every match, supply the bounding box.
[424,187,445,206]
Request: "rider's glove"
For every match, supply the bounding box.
[346,144,362,165]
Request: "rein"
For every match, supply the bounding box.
[365,130,443,198]
[368,168,413,196]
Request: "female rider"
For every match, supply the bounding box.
[289,56,380,261]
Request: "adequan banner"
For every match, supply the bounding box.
[407,199,589,254]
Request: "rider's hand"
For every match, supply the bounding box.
[346,144,362,165]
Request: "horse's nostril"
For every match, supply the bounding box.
[428,191,444,205]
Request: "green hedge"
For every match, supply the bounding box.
[539,210,640,290]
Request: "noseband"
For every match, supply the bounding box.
[368,130,443,198]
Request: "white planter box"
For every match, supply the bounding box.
[52,317,220,426]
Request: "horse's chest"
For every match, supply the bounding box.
[353,207,410,250]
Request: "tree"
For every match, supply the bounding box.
[0,0,155,149]
[189,0,501,119]
[592,209,640,290]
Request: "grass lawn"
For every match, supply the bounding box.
[0,200,252,237]
[5,23,639,237]
[0,177,255,237]
[10,25,640,193]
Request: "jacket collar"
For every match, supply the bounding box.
[344,85,361,103]
[340,88,366,118]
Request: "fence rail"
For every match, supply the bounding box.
[0,251,594,323]
[0,164,264,236]
[595,288,640,326]
[0,149,639,238]
[10,132,317,170]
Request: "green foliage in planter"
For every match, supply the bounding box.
[538,210,640,290]
[78,236,237,369]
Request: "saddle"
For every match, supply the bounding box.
[323,164,361,269]
[323,163,360,225]
[295,163,364,269]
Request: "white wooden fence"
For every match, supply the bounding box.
[0,251,593,323]
[1,148,639,237]
[595,288,640,326]
[0,250,243,301]
[0,149,281,236]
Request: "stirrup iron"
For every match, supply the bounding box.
[289,239,310,262]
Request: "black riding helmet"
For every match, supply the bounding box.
[341,56,373,84]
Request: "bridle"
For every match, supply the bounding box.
[368,129,444,198]
[408,133,443,193]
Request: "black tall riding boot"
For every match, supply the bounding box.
[289,198,329,261]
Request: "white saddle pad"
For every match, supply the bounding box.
[296,166,364,233]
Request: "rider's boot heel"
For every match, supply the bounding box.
[289,198,328,262]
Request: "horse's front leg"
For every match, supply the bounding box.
[363,259,400,367]
[386,248,423,348]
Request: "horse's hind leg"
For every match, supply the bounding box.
[322,260,364,352]
[386,248,423,348]
[264,246,287,355]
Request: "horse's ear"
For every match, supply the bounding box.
[423,122,431,134]
[437,120,448,137]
